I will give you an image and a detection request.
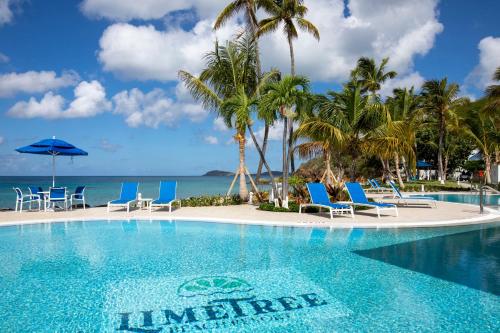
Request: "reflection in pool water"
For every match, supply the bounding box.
[0,220,498,332]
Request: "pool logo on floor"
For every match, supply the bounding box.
[177,276,254,297]
[110,269,350,332]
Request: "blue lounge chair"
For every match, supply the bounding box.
[389,181,437,208]
[107,182,138,213]
[48,187,68,211]
[13,187,41,212]
[366,179,378,192]
[70,186,86,210]
[300,183,354,219]
[345,182,398,218]
[370,179,392,193]
[149,181,181,212]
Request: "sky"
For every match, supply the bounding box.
[0,0,499,176]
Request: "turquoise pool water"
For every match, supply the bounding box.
[412,193,500,207]
[0,220,498,332]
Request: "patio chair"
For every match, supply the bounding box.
[48,187,68,211]
[28,186,43,199]
[149,181,181,212]
[345,182,398,218]
[389,181,437,208]
[107,182,139,213]
[299,183,354,219]
[70,186,86,210]
[365,179,379,192]
[13,187,41,212]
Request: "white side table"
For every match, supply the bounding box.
[137,198,152,210]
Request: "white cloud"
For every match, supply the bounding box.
[260,0,442,80]
[98,21,239,81]
[247,121,284,148]
[203,135,218,145]
[465,36,500,90]
[80,0,225,21]
[95,0,442,84]
[112,83,208,128]
[0,0,14,25]
[0,52,8,63]
[213,117,229,131]
[379,72,425,97]
[0,70,79,97]
[7,80,111,119]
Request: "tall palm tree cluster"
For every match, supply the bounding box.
[179,0,500,204]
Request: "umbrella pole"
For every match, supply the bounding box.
[52,154,55,187]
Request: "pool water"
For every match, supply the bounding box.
[0,220,498,332]
[413,193,500,207]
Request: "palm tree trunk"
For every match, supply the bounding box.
[325,151,333,185]
[484,151,492,184]
[289,122,295,172]
[394,153,404,188]
[282,113,289,207]
[287,35,296,173]
[238,134,249,200]
[247,124,278,194]
[437,110,445,181]
[288,35,295,76]
[255,123,269,181]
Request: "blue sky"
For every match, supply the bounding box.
[0,0,499,176]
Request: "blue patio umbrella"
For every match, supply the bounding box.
[416,160,432,168]
[16,136,88,186]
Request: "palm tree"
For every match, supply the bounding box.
[421,79,467,181]
[257,0,319,173]
[355,57,397,97]
[460,100,499,184]
[260,75,310,206]
[214,0,271,182]
[295,105,345,186]
[485,67,500,112]
[384,87,421,186]
[179,37,276,199]
[484,66,500,164]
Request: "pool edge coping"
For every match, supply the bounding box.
[0,206,498,229]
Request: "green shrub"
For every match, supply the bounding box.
[180,195,242,207]
[258,202,319,213]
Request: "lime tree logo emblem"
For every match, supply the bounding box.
[177,276,253,297]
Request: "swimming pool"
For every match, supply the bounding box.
[413,193,499,207]
[0,220,498,332]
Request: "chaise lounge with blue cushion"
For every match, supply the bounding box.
[389,181,437,208]
[149,181,181,212]
[107,182,138,213]
[300,183,354,219]
[345,182,398,218]
[370,179,392,193]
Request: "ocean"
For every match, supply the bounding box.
[0,176,267,210]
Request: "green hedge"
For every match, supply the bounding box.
[258,202,319,213]
[180,195,243,207]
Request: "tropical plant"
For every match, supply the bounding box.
[354,57,397,97]
[257,0,319,173]
[382,87,422,186]
[295,98,345,186]
[421,78,467,181]
[484,66,500,115]
[260,75,310,207]
[179,36,277,199]
[460,99,499,183]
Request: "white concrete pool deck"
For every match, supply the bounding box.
[0,194,498,229]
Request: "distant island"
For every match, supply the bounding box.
[203,170,283,177]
